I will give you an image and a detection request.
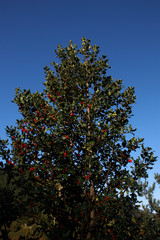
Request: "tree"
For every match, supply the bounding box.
[133,173,160,239]
[0,38,157,239]
[141,176,160,214]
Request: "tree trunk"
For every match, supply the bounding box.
[87,179,95,240]
[86,82,95,240]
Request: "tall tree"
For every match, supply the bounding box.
[0,38,157,239]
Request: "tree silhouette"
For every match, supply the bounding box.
[0,38,157,239]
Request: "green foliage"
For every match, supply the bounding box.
[0,38,158,239]
[141,173,160,214]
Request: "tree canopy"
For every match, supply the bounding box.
[0,38,158,240]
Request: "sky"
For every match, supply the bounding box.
[0,0,160,206]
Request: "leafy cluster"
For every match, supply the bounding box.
[0,38,158,239]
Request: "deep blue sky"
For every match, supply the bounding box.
[0,0,160,204]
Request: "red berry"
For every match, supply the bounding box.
[30,167,34,172]
[85,174,90,180]
[103,129,107,133]
[105,196,109,201]
[29,201,34,208]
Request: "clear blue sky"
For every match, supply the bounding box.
[0,0,160,205]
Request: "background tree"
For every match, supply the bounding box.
[0,38,157,239]
[141,176,160,214]
[131,173,160,239]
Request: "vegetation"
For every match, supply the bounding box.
[0,38,159,239]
